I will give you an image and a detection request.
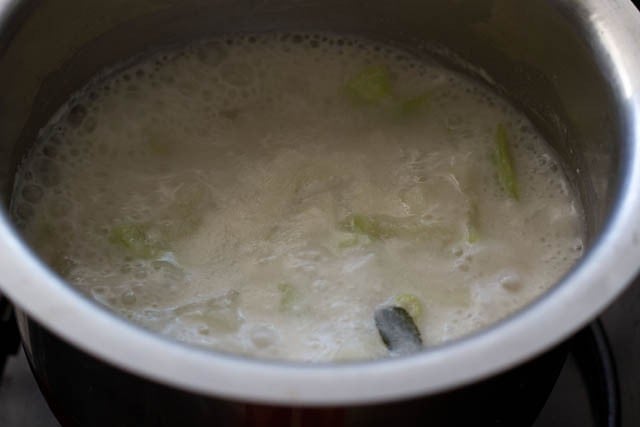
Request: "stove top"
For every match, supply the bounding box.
[1,275,638,427]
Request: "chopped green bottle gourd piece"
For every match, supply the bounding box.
[341,214,386,240]
[398,93,430,116]
[494,124,519,200]
[339,213,424,240]
[467,223,480,244]
[108,223,160,259]
[394,294,423,320]
[346,65,392,104]
[278,282,296,311]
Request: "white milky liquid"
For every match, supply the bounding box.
[12,33,584,362]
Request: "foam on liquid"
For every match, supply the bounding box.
[12,34,584,362]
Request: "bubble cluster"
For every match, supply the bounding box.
[11,32,584,361]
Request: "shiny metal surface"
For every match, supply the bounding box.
[0,0,638,405]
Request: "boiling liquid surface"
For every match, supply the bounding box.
[13,34,584,361]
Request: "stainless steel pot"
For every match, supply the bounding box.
[0,0,639,425]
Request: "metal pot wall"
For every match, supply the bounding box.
[0,0,639,426]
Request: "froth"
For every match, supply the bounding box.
[12,33,584,361]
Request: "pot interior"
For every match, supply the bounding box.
[0,0,633,404]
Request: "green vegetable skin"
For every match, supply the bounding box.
[346,65,392,104]
[494,124,519,200]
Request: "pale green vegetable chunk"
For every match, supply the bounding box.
[340,214,387,240]
[108,223,162,259]
[394,294,423,320]
[339,213,458,247]
[467,223,480,244]
[346,65,392,104]
[339,213,424,240]
[278,282,296,311]
[494,124,519,200]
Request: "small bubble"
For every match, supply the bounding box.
[457,263,470,272]
[43,145,58,158]
[15,203,34,220]
[49,197,71,216]
[500,274,522,292]
[21,184,44,203]
[35,159,61,187]
[82,117,97,134]
[67,105,87,127]
[121,290,137,306]
[250,325,278,348]
[196,41,228,66]
[133,268,148,280]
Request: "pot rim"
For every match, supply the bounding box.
[1,0,640,406]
